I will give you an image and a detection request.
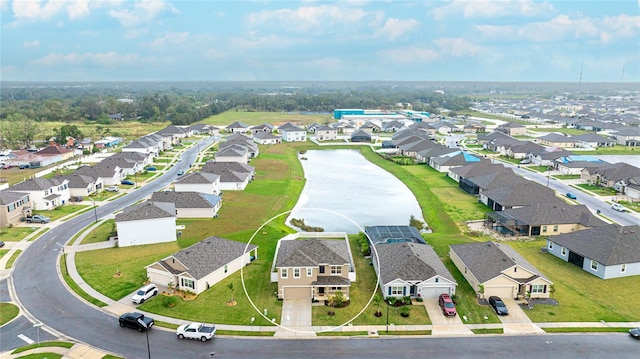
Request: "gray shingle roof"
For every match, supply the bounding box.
[498,204,606,227]
[9,178,67,191]
[150,191,221,209]
[375,242,456,284]
[169,236,257,280]
[0,191,29,205]
[481,181,561,207]
[549,224,640,265]
[450,241,550,283]
[275,238,350,267]
[176,172,220,184]
[115,201,176,222]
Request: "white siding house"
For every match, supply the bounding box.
[115,201,177,247]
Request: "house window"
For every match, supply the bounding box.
[307,268,312,277]
[542,226,548,233]
[281,268,288,278]
[590,260,599,271]
[548,242,553,250]
[561,247,567,256]
[319,266,325,274]
[330,286,341,291]
[553,225,559,232]
[224,265,228,273]
[294,268,300,278]
[391,286,403,295]
[181,278,195,290]
[531,284,545,293]
[330,266,342,275]
[621,264,627,273]
[435,278,439,283]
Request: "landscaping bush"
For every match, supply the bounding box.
[163,295,178,308]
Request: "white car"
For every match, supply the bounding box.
[611,203,626,212]
[131,284,158,304]
[106,186,120,192]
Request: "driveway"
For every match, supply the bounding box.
[275,299,315,337]
[423,298,473,336]
[496,298,544,335]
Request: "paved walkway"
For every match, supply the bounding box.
[3,343,109,359]
[422,298,474,336]
[275,299,315,337]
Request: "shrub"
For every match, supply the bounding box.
[164,295,178,308]
[328,291,346,308]
[400,305,410,317]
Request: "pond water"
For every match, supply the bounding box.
[287,149,426,233]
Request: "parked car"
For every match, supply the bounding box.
[24,214,50,224]
[0,241,5,248]
[177,170,184,176]
[565,192,577,199]
[630,327,640,339]
[1,164,10,169]
[146,166,157,171]
[488,296,509,316]
[19,164,31,169]
[106,186,120,192]
[519,159,531,164]
[176,323,217,341]
[611,203,626,212]
[131,284,158,304]
[438,293,457,316]
[121,180,135,186]
[119,312,154,332]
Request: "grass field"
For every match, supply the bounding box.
[0,226,43,242]
[200,110,332,127]
[0,302,20,325]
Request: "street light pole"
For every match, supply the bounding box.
[145,326,151,359]
[93,199,98,223]
[386,299,389,333]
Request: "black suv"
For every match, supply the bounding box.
[119,312,154,332]
[488,296,509,315]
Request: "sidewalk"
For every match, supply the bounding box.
[4,343,110,359]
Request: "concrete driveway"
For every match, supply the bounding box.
[423,299,473,336]
[496,298,544,335]
[275,299,315,337]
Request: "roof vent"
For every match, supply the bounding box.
[502,258,507,261]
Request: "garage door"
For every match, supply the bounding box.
[486,286,514,298]
[283,286,311,299]
[420,286,451,299]
[148,271,172,287]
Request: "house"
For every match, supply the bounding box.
[572,133,615,148]
[463,123,486,133]
[214,146,250,164]
[450,241,553,299]
[252,131,282,145]
[75,163,124,186]
[225,121,250,134]
[151,191,222,218]
[315,125,338,141]
[0,191,31,227]
[201,162,255,190]
[610,127,640,146]
[250,123,274,134]
[222,134,260,158]
[9,177,70,210]
[57,173,103,197]
[505,141,545,160]
[174,172,220,195]
[496,122,527,136]
[36,145,75,162]
[581,162,640,189]
[279,123,307,142]
[350,129,372,143]
[546,224,640,279]
[537,133,579,148]
[448,160,506,183]
[479,180,561,211]
[407,122,437,136]
[374,242,457,299]
[146,236,258,295]
[429,151,482,172]
[484,203,606,237]
[271,233,356,301]
[114,201,177,247]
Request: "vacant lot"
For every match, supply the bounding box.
[201,110,331,127]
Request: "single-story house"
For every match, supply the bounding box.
[146,236,258,295]
[150,191,222,218]
[450,241,553,299]
[115,201,177,247]
[365,225,425,245]
[546,224,640,279]
[350,129,372,143]
[252,131,282,145]
[374,242,457,299]
[496,122,527,136]
[174,172,221,195]
[0,191,31,227]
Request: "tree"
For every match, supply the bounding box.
[477,284,485,300]
[227,282,235,303]
[4,113,40,148]
[53,124,83,144]
[373,294,382,316]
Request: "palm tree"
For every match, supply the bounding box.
[373,294,382,316]
[227,282,235,303]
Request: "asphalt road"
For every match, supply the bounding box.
[6,137,639,358]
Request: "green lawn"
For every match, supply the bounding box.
[528,128,591,135]
[5,250,22,269]
[510,239,640,322]
[39,205,89,222]
[15,353,63,359]
[61,255,107,307]
[554,174,581,180]
[0,249,9,259]
[574,184,618,196]
[11,341,74,354]
[0,226,44,242]
[579,146,640,155]
[0,302,20,325]
[80,220,116,245]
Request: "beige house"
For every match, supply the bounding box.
[0,191,31,227]
[271,233,356,301]
[450,242,552,299]
[146,236,258,295]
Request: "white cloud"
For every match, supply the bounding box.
[431,0,555,20]
[124,28,149,40]
[376,18,420,40]
[246,5,372,33]
[109,0,178,27]
[10,0,92,22]
[434,37,482,56]
[30,51,139,66]
[476,14,637,43]
[0,0,9,11]
[378,47,439,64]
[23,40,40,48]
[149,31,190,48]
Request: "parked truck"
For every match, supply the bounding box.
[176,323,216,341]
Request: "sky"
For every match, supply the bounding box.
[1,0,639,82]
